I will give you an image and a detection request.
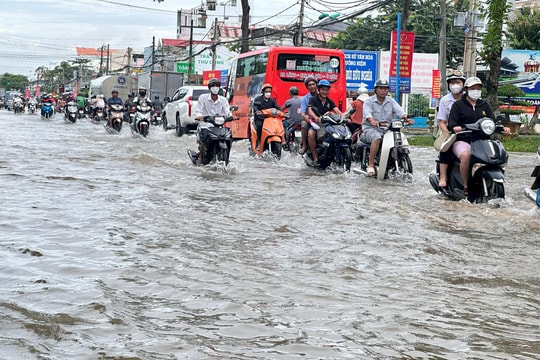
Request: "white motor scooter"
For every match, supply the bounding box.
[354,117,414,180]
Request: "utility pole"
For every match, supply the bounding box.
[296,0,305,46]
[438,0,447,96]
[106,44,110,75]
[99,45,104,76]
[188,18,194,83]
[211,17,219,70]
[152,36,156,71]
[127,47,132,74]
[462,0,477,77]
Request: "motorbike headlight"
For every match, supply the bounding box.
[345,133,351,140]
[480,119,496,135]
[214,116,225,125]
[331,132,340,139]
[392,120,403,128]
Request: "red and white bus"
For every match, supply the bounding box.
[225,46,347,139]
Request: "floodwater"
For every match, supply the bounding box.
[1,110,539,360]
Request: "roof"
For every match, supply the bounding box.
[76,47,121,56]
[161,38,213,47]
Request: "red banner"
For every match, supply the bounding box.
[389,31,415,78]
[35,85,41,98]
[432,69,441,99]
[202,70,222,86]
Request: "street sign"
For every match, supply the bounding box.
[344,50,378,91]
[176,62,194,74]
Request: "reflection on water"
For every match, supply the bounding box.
[0,112,539,359]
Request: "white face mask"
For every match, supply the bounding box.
[210,86,220,95]
[449,84,463,95]
[264,92,271,99]
[468,89,482,100]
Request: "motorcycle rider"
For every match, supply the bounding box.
[436,69,466,188]
[362,78,412,177]
[123,93,135,123]
[307,79,343,166]
[447,76,509,196]
[194,77,231,165]
[299,76,319,155]
[282,86,302,144]
[106,89,124,128]
[91,94,106,119]
[133,86,151,107]
[152,95,163,111]
[252,83,281,150]
[347,85,370,133]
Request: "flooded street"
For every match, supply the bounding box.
[1,111,539,359]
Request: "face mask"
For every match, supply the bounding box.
[468,89,482,100]
[449,84,463,95]
[139,91,146,97]
[210,86,220,95]
[264,92,271,99]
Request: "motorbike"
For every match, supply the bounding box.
[29,102,37,114]
[77,106,86,119]
[250,108,286,160]
[64,101,78,123]
[93,106,107,123]
[41,102,54,119]
[303,112,353,172]
[282,116,302,155]
[187,114,236,166]
[151,108,162,126]
[131,101,152,137]
[13,100,24,114]
[107,104,124,133]
[523,146,540,207]
[428,117,509,203]
[353,117,413,180]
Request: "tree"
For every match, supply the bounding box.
[0,73,29,91]
[507,7,540,49]
[327,0,464,67]
[480,0,511,114]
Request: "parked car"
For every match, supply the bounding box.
[163,86,208,137]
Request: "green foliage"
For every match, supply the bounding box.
[0,73,29,91]
[327,0,464,66]
[498,84,526,99]
[507,7,540,49]
[407,93,430,117]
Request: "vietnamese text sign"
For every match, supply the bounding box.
[389,31,415,78]
[432,69,441,99]
[344,50,379,91]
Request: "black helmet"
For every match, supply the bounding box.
[207,78,221,89]
[374,79,390,88]
[289,86,299,96]
[303,76,317,88]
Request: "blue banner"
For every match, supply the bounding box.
[389,77,411,93]
[344,50,379,91]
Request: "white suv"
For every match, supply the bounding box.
[163,86,208,136]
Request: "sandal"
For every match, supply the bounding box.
[367,167,376,176]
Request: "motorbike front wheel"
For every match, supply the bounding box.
[139,123,149,137]
[342,147,352,172]
[477,178,505,203]
[270,142,282,160]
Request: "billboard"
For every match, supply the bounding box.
[499,49,540,102]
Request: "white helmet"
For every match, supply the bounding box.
[464,76,483,88]
[357,86,369,95]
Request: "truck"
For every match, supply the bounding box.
[89,74,136,102]
[137,71,185,100]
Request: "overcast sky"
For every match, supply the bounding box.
[0,0,322,77]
